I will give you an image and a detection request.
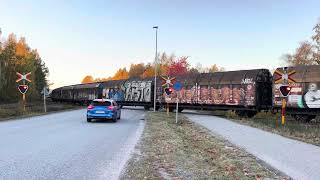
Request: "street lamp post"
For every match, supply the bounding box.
[0,28,2,89]
[153,26,158,112]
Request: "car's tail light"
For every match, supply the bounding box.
[87,105,94,110]
[108,106,115,111]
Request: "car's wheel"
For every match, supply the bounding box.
[112,115,117,123]
[87,118,92,122]
[117,111,121,119]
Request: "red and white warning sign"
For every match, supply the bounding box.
[16,72,32,83]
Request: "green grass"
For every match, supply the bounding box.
[120,112,284,179]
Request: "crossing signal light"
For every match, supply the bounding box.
[279,85,292,97]
[164,87,173,95]
[18,85,29,94]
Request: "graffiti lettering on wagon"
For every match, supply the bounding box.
[104,87,125,101]
[274,82,320,108]
[241,78,254,85]
[124,81,152,102]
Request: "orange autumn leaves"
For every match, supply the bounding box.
[81,53,224,84]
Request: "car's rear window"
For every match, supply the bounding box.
[91,101,111,106]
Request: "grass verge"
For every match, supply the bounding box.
[0,101,80,121]
[204,110,320,147]
[120,112,286,179]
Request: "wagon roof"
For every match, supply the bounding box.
[60,85,74,90]
[274,65,320,83]
[174,73,198,86]
[198,69,269,85]
[72,83,101,89]
[101,80,126,87]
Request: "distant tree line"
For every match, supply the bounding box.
[81,52,225,84]
[283,20,320,65]
[0,29,49,103]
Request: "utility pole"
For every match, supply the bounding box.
[43,86,47,113]
[44,83,53,113]
[153,26,158,112]
[0,28,2,90]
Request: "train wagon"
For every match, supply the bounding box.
[273,65,320,121]
[59,85,74,102]
[73,83,103,104]
[101,78,156,110]
[163,69,273,117]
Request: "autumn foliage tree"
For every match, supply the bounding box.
[283,20,320,65]
[142,63,155,78]
[112,68,129,80]
[81,75,94,84]
[128,63,145,78]
[167,56,189,76]
[0,32,49,102]
[81,52,225,83]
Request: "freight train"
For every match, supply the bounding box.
[51,65,320,122]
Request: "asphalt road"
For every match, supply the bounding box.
[186,113,320,180]
[0,108,145,180]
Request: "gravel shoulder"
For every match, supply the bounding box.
[186,113,320,180]
[120,112,283,179]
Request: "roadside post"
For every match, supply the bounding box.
[173,81,183,124]
[16,72,31,112]
[162,76,175,116]
[279,85,292,125]
[42,87,49,113]
[276,67,295,126]
[281,99,286,125]
[164,87,173,116]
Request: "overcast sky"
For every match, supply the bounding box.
[1,0,319,88]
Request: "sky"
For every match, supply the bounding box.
[0,0,320,88]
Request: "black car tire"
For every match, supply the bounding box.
[87,118,92,122]
[112,115,117,123]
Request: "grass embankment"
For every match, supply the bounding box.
[121,112,284,179]
[206,110,320,147]
[0,101,80,121]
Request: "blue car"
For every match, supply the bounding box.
[87,99,121,123]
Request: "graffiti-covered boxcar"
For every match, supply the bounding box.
[101,79,154,109]
[73,83,103,104]
[163,69,273,117]
[50,64,319,121]
[273,65,320,121]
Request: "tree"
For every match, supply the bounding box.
[283,41,315,66]
[168,56,189,76]
[81,75,94,84]
[208,64,225,72]
[188,67,199,74]
[142,63,155,78]
[312,20,320,64]
[113,68,129,80]
[156,52,174,76]
[0,33,49,102]
[128,63,145,78]
[193,62,203,73]
[283,19,320,66]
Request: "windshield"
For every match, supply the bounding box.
[91,101,111,106]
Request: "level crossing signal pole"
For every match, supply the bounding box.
[173,81,183,124]
[16,72,31,112]
[278,67,294,126]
